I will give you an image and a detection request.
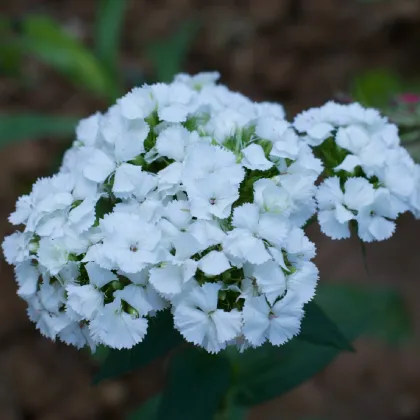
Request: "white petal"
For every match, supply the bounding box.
[307,122,334,142]
[149,264,187,296]
[232,203,259,232]
[114,120,149,162]
[344,177,375,210]
[83,149,115,182]
[66,284,103,320]
[15,261,39,298]
[242,296,270,346]
[318,210,351,240]
[241,144,273,171]
[173,304,211,345]
[269,294,304,345]
[253,261,287,305]
[114,284,154,316]
[211,309,242,343]
[85,262,118,288]
[89,300,148,349]
[113,163,143,193]
[198,251,231,276]
[335,155,362,172]
[286,262,319,304]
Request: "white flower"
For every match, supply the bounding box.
[316,177,375,240]
[186,174,240,220]
[174,283,242,353]
[149,260,197,297]
[3,72,335,352]
[89,298,148,349]
[156,125,200,161]
[2,232,33,264]
[37,237,69,275]
[119,86,156,120]
[223,204,289,264]
[243,294,304,347]
[182,143,245,185]
[66,284,104,320]
[14,261,39,298]
[152,82,196,123]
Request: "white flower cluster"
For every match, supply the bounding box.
[3,73,418,354]
[2,72,323,353]
[294,101,420,242]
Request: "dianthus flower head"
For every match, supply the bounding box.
[3,74,418,353]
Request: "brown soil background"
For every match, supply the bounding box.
[1,1,420,419]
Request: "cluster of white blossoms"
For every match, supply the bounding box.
[294,101,420,242]
[2,73,419,353]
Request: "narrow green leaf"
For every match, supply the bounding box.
[299,301,355,352]
[128,395,161,420]
[93,310,183,384]
[94,0,127,79]
[157,348,231,420]
[0,114,77,147]
[146,20,200,83]
[18,15,117,98]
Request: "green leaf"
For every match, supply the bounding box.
[299,301,355,352]
[352,69,402,108]
[94,310,183,384]
[316,283,412,345]
[0,114,77,147]
[157,348,231,420]
[146,20,200,83]
[18,15,117,98]
[94,0,127,80]
[128,395,161,420]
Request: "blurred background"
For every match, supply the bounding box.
[1,0,420,419]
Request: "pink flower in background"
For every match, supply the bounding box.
[397,93,420,105]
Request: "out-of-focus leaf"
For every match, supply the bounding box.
[128,395,161,420]
[93,310,183,384]
[0,114,77,147]
[352,69,402,108]
[316,283,412,345]
[221,403,248,420]
[146,20,200,83]
[94,0,127,81]
[157,348,231,420]
[17,15,116,98]
[299,301,355,352]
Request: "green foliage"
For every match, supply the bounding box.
[157,348,231,420]
[128,395,161,420]
[0,114,78,147]
[94,0,127,81]
[16,15,118,99]
[146,20,200,83]
[0,9,198,150]
[352,69,402,109]
[94,310,183,384]
[316,283,412,345]
[299,301,355,352]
